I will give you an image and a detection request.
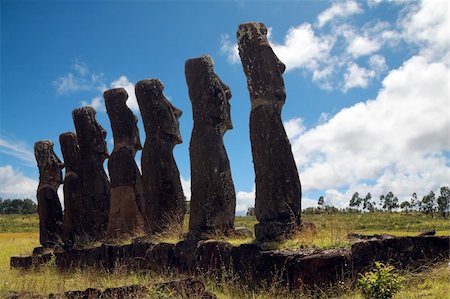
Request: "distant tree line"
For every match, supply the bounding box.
[0,198,37,214]
[346,186,449,218]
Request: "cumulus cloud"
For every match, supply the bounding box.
[317,0,363,28]
[0,165,37,200]
[342,57,386,91]
[271,24,334,72]
[220,2,398,91]
[400,0,450,64]
[289,54,449,207]
[236,187,255,216]
[347,36,380,58]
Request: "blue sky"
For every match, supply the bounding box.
[1,0,449,215]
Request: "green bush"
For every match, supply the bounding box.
[358,262,403,299]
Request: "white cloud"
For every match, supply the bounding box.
[317,112,331,124]
[288,54,449,207]
[400,0,450,64]
[236,187,255,216]
[271,24,334,72]
[347,36,381,57]
[220,34,240,64]
[369,54,387,72]
[317,0,363,28]
[343,62,375,91]
[110,76,139,112]
[53,61,105,95]
[220,8,394,91]
[0,136,35,165]
[0,165,37,200]
[180,176,191,202]
[284,118,305,140]
[81,96,105,112]
[72,61,89,76]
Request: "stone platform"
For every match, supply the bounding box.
[10,235,450,290]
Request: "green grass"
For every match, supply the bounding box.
[0,214,39,233]
[1,212,449,298]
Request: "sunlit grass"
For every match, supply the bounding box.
[1,213,449,297]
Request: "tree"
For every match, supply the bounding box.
[0,198,37,214]
[410,192,421,211]
[246,207,255,216]
[317,196,325,210]
[400,201,411,213]
[349,192,362,209]
[383,191,399,211]
[362,193,373,212]
[379,194,385,210]
[421,191,436,217]
[437,186,450,218]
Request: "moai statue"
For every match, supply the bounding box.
[59,132,83,246]
[185,55,237,238]
[72,107,110,241]
[34,140,64,247]
[237,22,302,242]
[135,79,185,234]
[104,88,145,240]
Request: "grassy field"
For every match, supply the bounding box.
[0,213,449,298]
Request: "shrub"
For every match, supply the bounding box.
[358,262,403,299]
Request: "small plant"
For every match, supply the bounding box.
[358,262,404,299]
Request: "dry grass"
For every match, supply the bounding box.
[1,213,449,298]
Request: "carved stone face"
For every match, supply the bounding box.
[237,22,286,104]
[185,55,233,134]
[104,88,142,152]
[34,140,64,188]
[72,107,109,160]
[135,79,182,145]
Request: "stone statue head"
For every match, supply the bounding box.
[72,106,109,161]
[34,140,64,188]
[59,132,80,173]
[135,79,182,144]
[185,55,233,134]
[104,88,142,153]
[237,22,286,105]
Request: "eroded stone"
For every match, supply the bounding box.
[104,88,145,240]
[72,107,110,242]
[237,22,302,242]
[185,55,236,238]
[34,140,64,247]
[135,79,185,234]
[59,132,83,246]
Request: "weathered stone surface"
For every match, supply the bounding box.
[196,240,233,274]
[34,140,64,247]
[185,55,237,238]
[135,79,185,234]
[288,250,352,288]
[237,22,302,242]
[104,88,145,240]
[10,252,54,270]
[144,242,175,273]
[51,235,449,290]
[72,107,110,242]
[59,132,83,247]
[351,236,450,273]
